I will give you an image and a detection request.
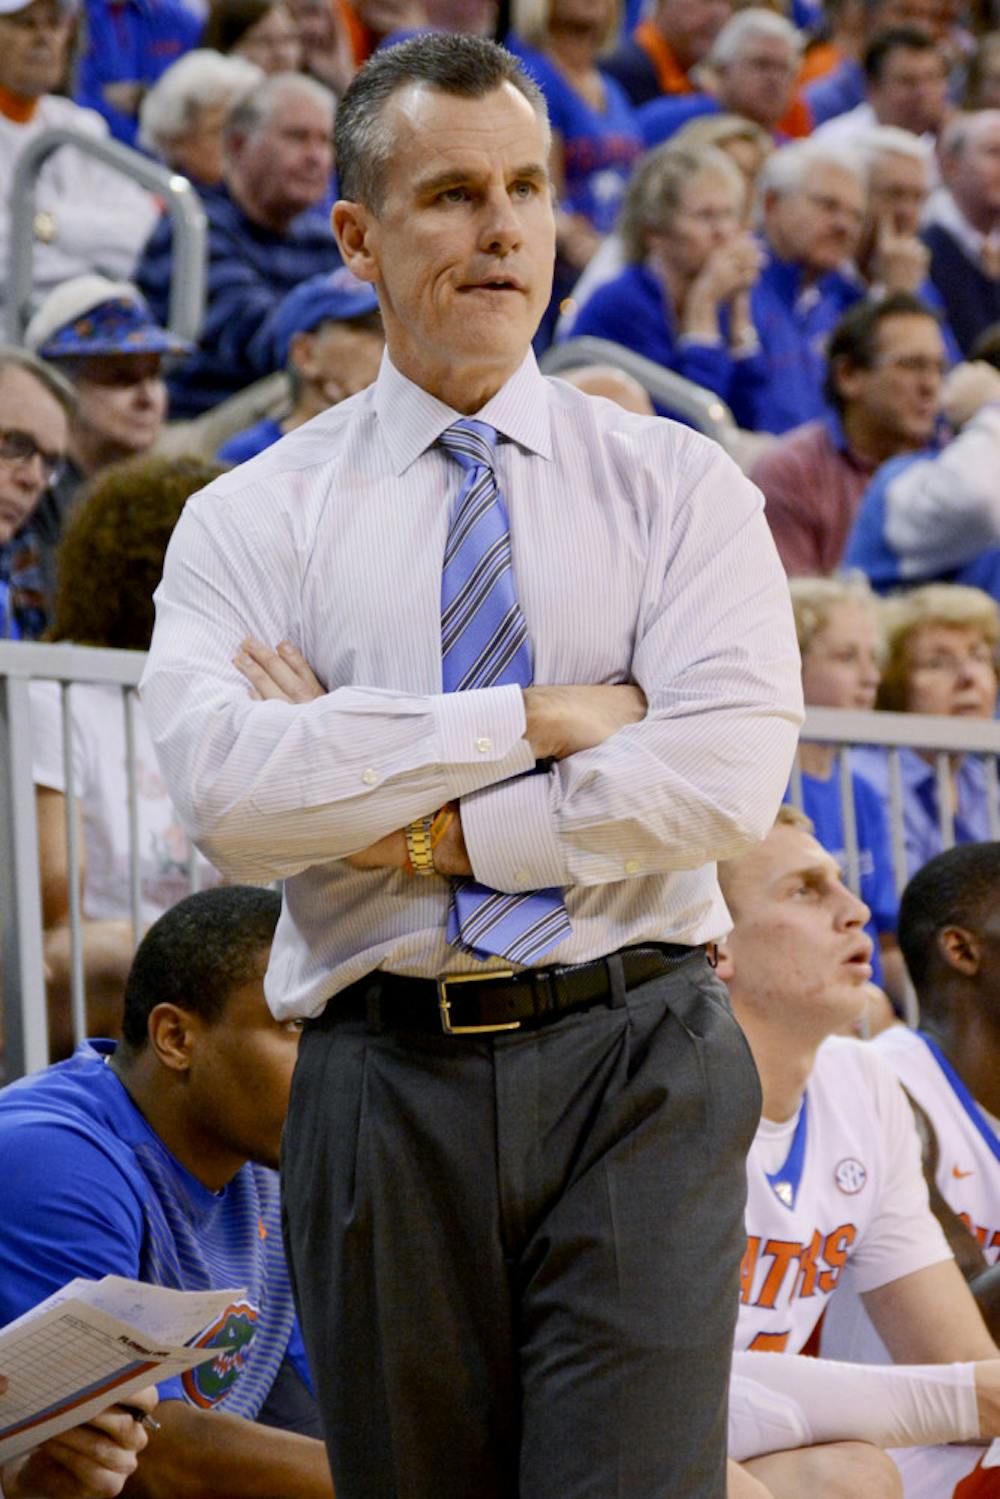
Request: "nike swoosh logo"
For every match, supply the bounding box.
[952,1166,974,1179]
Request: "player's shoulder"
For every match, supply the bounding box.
[811,1035,908,1111]
[0,1045,151,1195]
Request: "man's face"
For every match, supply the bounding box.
[947,119,1000,224]
[867,149,929,237]
[337,83,555,398]
[718,36,800,129]
[291,318,385,405]
[800,600,882,711]
[72,353,167,461]
[234,89,334,222]
[721,825,874,1036]
[838,312,945,448]
[0,366,67,543]
[903,622,999,718]
[0,0,72,99]
[870,45,949,135]
[655,0,732,71]
[766,163,865,273]
[186,952,302,1171]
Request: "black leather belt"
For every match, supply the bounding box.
[324,944,702,1036]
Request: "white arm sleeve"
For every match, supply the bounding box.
[729,1352,980,1463]
[883,405,1000,576]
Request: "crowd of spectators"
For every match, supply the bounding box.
[2,3,1000,1495]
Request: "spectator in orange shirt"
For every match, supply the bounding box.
[602,0,733,107]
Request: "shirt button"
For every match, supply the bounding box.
[361,768,378,786]
[475,736,493,754]
[514,869,530,886]
[624,859,641,875]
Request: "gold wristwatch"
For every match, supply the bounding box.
[405,815,435,876]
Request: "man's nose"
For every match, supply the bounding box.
[479,190,522,252]
[839,884,871,929]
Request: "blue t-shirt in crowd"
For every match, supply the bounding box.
[74,0,201,146]
[507,38,643,233]
[843,448,1000,603]
[785,768,899,987]
[852,745,993,879]
[568,261,765,428]
[0,1041,305,1417]
[218,417,285,466]
[638,92,723,150]
[748,249,862,433]
[803,58,865,127]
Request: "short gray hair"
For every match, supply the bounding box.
[940,107,1000,159]
[619,142,746,264]
[334,31,548,211]
[139,50,263,153]
[710,7,803,67]
[224,70,335,151]
[0,346,77,417]
[758,137,866,204]
[854,123,932,169]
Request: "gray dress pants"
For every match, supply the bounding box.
[281,953,760,1499]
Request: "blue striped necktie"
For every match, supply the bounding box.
[439,419,571,964]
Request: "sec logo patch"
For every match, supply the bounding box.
[834,1158,868,1195]
[183,1300,259,1408]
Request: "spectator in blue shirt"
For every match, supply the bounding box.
[854,583,1000,878]
[786,574,904,1002]
[219,268,383,464]
[137,72,340,417]
[844,358,1000,598]
[803,0,941,127]
[138,50,264,190]
[569,141,767,426]
[750,139,867,432]
[506,0,643,332]
[73,0,202,146]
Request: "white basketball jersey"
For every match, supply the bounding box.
[872,1025,1000,1267]
[737,1037,951,1356]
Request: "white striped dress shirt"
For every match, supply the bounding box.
[142,351,803,1020]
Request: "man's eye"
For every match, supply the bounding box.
[512,181,536,198]
[439,187,468,203]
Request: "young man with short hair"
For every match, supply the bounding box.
[0,886,335,1499]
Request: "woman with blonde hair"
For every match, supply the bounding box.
[788,574,903,1002]
[570,140,765,423]
[670,111,773,213]
[854,582,999,877]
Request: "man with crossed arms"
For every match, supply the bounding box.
[142,31,802,1499]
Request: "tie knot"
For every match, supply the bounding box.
[438,419,498,471]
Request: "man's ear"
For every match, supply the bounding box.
[332,200,379,284]
[937,924,981,977]
[147,1004,199,1074]
[714,939,735,983]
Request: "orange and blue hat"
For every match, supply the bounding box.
[24,276,193,360]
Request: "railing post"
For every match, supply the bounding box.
[0,675,49,1076]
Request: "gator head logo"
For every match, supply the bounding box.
[183,1301,259,1409]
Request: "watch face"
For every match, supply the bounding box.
[33,210,57,243]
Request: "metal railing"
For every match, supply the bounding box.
[2,642,999,1079]
[6,128,207,346]
[539,335,742,456]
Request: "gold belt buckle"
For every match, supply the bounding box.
[437,969,520,1034]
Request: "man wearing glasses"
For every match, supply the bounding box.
[0,347,72,639]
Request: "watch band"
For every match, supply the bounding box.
[405,815,435,876]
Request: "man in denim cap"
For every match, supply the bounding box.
[218,267,384,467]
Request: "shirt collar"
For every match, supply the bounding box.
[373,348,553,477]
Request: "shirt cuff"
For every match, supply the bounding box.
[433,684,535,796]
[461,768,569,892]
